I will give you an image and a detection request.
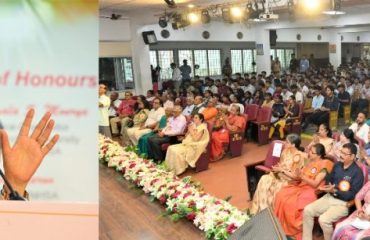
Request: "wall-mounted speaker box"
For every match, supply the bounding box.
[142,31,157,45]
[270,30,277,47]
[228,207,287,240]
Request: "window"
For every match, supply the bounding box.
[99,57,134,91]
[157,50,174,80]
[149,50,157,68]
[270,48,295,71]
[231,49,256,74]
[194,50,208,76]
[207,50,221,76]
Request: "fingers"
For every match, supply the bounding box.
[42,134,59,157]
[18,109,35,137]
[31,112,52,140]
[0,129,11,155]
[37,119,55,146]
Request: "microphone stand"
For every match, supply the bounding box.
[0,168,25,200]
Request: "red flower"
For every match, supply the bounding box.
[215,200,221,205]
[128,162,136,169]
[159,195,167,204]
[150,179,159,186]
[200,193,207,197]
[173,204,177,213]
[188,201,196,208]
[186,212,196,221]
[121,167,126,173]
[226,223,237,234]
[171,191,181,199]
[183,192,192,199]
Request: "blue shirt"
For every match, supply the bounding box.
[312,95,324,110]
[326,161,364,201]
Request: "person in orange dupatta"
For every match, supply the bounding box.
[274,143,334,240]
[210,103,246,161]
[202,97,218,125]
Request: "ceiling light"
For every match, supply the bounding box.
[302,0,320,10]
[323,10,345,15]
[188,12,199,23]
[222,7,232,23]
[188,4,195,8]
[323,0,345,15]
[231,6,243,18]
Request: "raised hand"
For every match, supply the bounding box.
[0,109,59,195]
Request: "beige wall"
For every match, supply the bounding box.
[99,41,132,57]
[297,43,329,59]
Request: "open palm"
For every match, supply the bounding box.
[0,109,59,195]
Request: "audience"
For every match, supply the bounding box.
[110,91,135,137]
[306,123,334,156]
[350,111,370,144]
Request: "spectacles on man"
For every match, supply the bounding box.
[340,151,352,156]
[153,101,160,104]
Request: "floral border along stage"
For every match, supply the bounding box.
[99,134,249,240]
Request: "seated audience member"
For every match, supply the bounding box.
[303,86,339,129]
[281,85,293,102]
[164,113,210,175]
[333,128,360,160]
[203,90,213,106]
[182,97,194,117]
[350,112,369,144]
[332,180,370,240]
[351,78,370,120]
[291,84,304,104]
[202,97,218,124]
[121,100,150,146]
[138,108,172,158]
[126,97,165,145]
[261,92,275,108]
[337,84,351,118]
[110,91,135,137]
[306,123,334,155]
[244,91,254,105]
[269,95,299,139]
[191,95,205,116]
[274,143,333,240]
[162,92,175,110]
[146,90,155,102]
[303,143,364,240]
[270,95,285,124]
[147,105,186,162]
[252,90,264,106]
[251,134,306,214]
[302,86,324,129]
[108,92,121,118]
[210,104,246,161]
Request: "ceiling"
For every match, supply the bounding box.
[100,0,370,13]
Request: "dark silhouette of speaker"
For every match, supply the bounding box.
[270,30,277,46]
[228,207,287,240]
[142,31,157,45]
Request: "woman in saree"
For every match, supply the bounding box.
[274,143,334,240]
[332,181,370,240]
[250,133,307,215]
[137,107,172,158]
[306,123,334,156]
[121,100,150,146]
[210,104,246,161]
[164,113,209,175]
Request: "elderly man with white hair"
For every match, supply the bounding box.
[182,97,195,117]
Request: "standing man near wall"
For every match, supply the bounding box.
[170,62,181,90]
[300,55,310,73]
[99,83,112,138]
[179,59,191,89]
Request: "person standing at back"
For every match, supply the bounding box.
[179,59,191,89]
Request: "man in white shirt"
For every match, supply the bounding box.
[147,105,186,162]
[349,112,369,144]
[108,92,121,117]
[127,97,165,145]
[281,85,293,102]
[99,84,111,138]
[171,63,182,90]
[182,97,195,117]
[291,84,304,104]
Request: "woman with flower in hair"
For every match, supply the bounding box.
[251,133,307,214]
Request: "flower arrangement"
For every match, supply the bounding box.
[99,134,249,239]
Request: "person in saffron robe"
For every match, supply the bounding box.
[274,143,333,240]
[210,104,246,161]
